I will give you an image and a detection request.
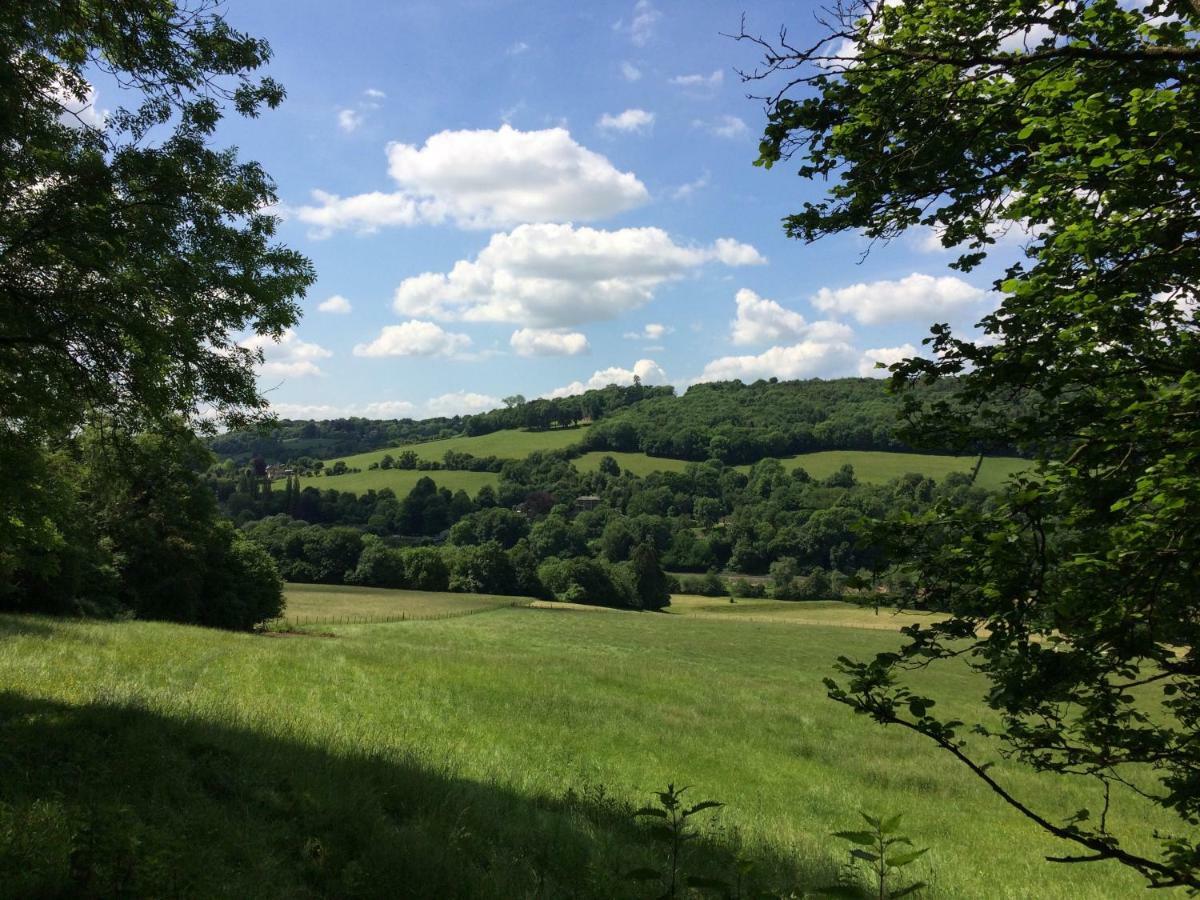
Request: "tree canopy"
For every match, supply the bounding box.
[740,0,1200,889]
[1,1,310,624]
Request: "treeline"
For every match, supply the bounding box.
[209,382,672,464]
[2,428,283,629]
[225,447,995,608]
[580,378,982,464]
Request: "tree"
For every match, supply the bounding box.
[1,1,312,597]
[630,541,671,611]
[740,0,1200,888]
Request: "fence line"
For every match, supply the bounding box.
[270,600,529,630]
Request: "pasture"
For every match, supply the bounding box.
[318,425,591,472]
[575,448,1031,490]
[0,585,1169,898]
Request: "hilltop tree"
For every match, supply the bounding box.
[1,1,312,588]
[741,0,1200,888]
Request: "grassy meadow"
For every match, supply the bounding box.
[0,585,1171,898]
[299,427,1029,499]
[575,448,1031,490]
[318,426,591,471]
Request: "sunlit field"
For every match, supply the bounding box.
[0,585,1171,898]
[296,467,498,497]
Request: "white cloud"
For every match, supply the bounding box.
[54,80,107,130]
[242,329,332,379]
[294,125,648,235]
[859,344,918,377]
[621,61,643,82]
[672,171,710,200]
[624,0,661,46]
[426,391,502,416]
[352,320,473,358]
[811,273,985,325]
[731,288,853,346]
[546,358,668,398]
[364,88,387,100]
[510,328,590,357]
[294,189,420,235]
[696,340,858,383]
[507,41,530,55]
[317,294,352,314]
[670,70,723,90]
[337,108,363,133]
[624,323,671,341]
[270,399,416,420]
[392,223,764,327]
[694,115,747,139]
[597,108,655,134]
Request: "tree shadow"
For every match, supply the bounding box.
[0,691,835,898]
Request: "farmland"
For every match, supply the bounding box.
[0,585,1168,898]
[572,448,1031,489]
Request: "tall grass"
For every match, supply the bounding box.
[0,591,1172,897]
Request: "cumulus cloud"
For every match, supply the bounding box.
[693,115,747,138]
[54,80,108,130]
[731,288,853,346]
[352,320,473,357]
[242,329,332,378]
[364,88,387,100]
[336,88,386,134]
[426,391,502,416]
[392,223,764,327]
[270,399,419,419]
[859,344,918,377]
[624,323,671,341]
[597,108,655,134]
[670,70,724,90]
[696,340,857,383]
[294,125,649,235]
[811,273,985,324]
[546,358,668,399]
[510,328,590,357]
[621,61,643,81]
[317,294,353,314]
[507,41,530,55]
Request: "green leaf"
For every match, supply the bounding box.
[685,801,724,816]
[881,813,903,834]
[850,849,880,863]
[886,848,929,868]
[832,830,878,846]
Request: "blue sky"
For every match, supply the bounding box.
[168,0,1016,419]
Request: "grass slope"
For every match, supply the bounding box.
[0,588,1168,898]
[279,583,529,625]
[324,425,590,471]
[575,449,1030,490]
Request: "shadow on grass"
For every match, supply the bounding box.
[0,691,833,898]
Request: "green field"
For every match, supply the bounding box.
[576,449,1031,490]
[323,425,591,471]
[0,587,1169,898]
[297,467,497,496]
[279,582,529,625]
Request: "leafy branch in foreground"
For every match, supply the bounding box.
[739,0,1200,890]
